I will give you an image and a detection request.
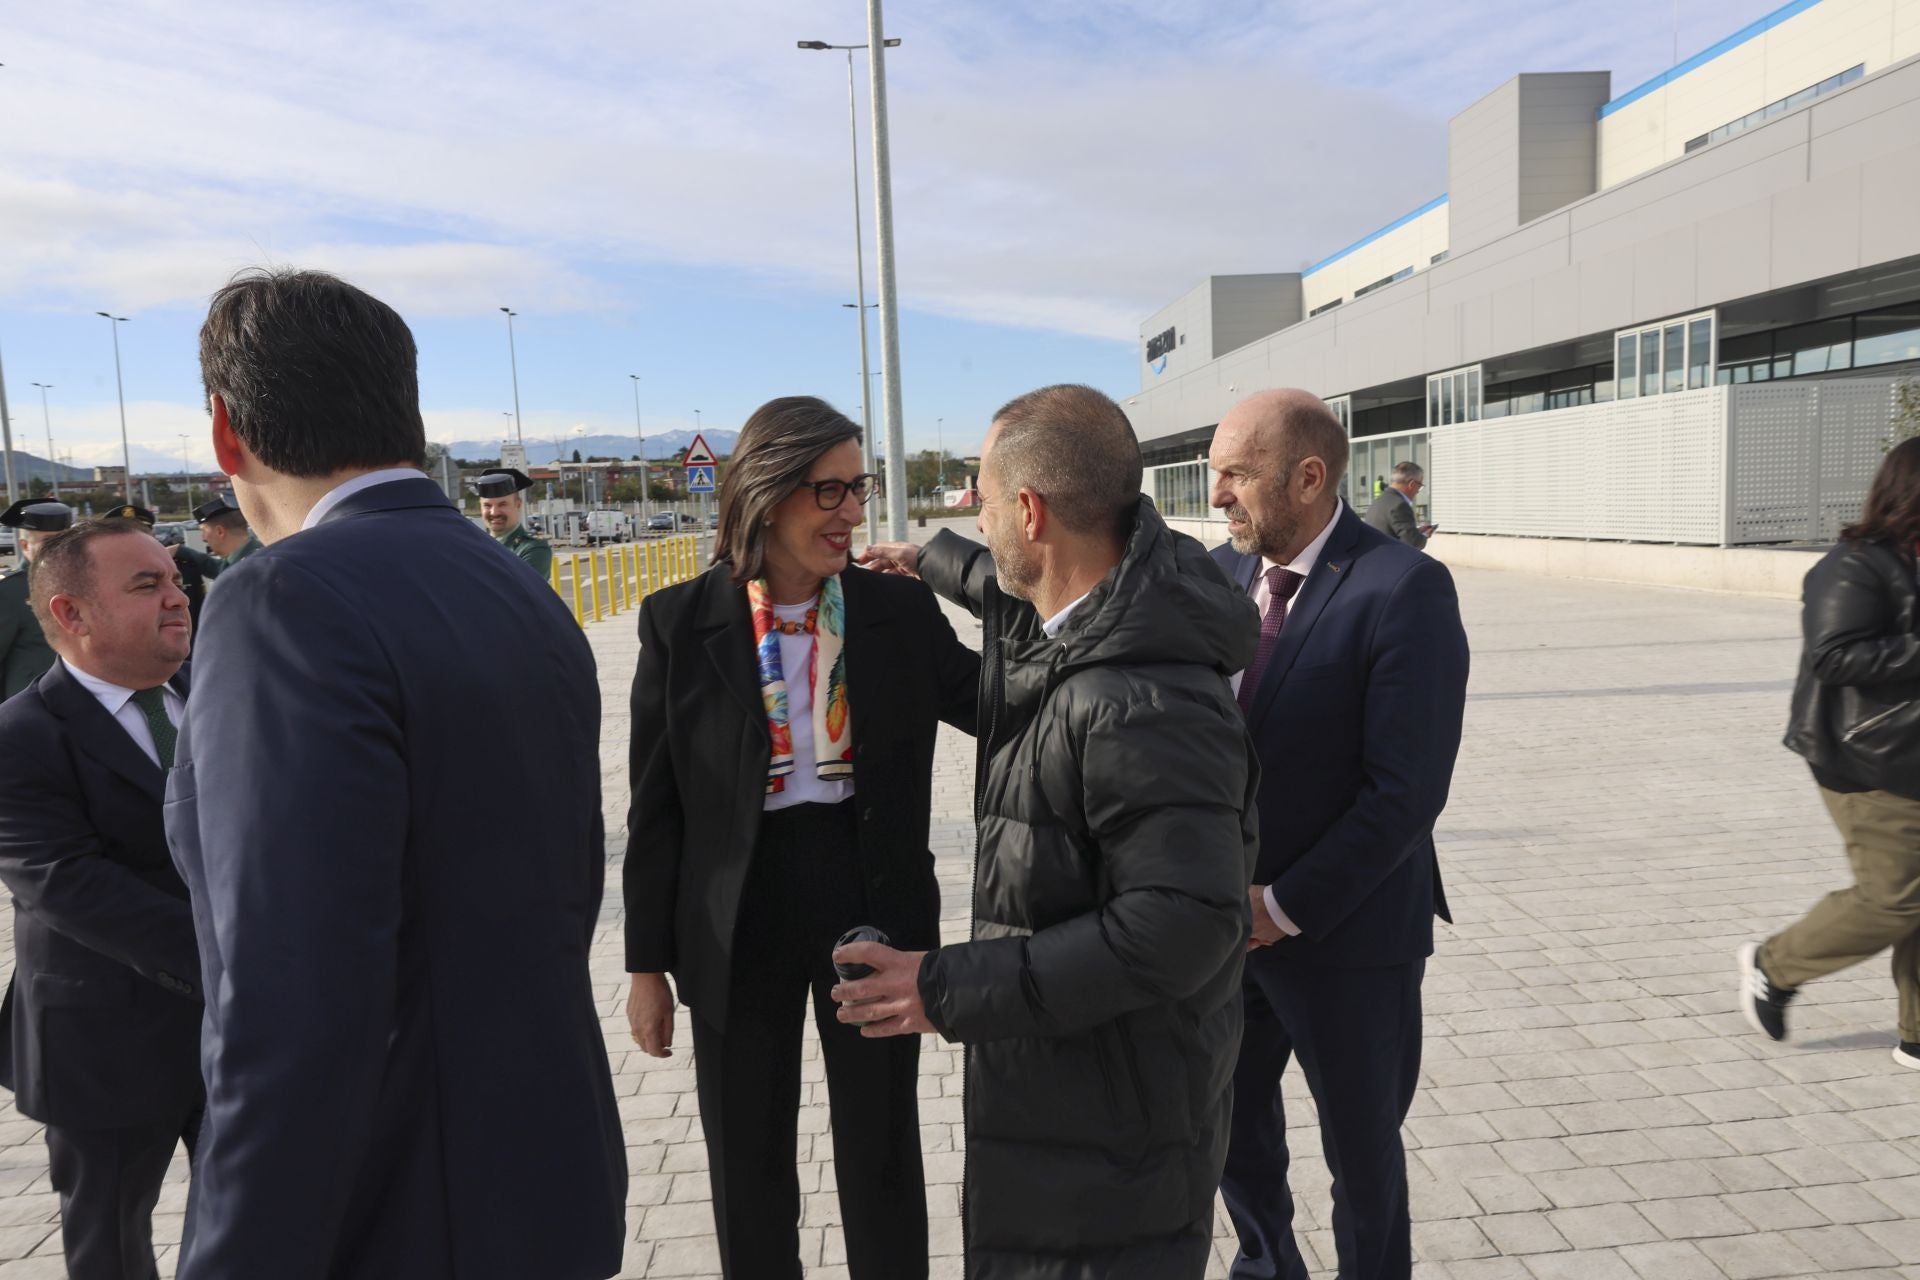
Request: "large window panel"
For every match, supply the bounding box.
[1688,318,1713,389]
[1783,318,1853,377]
[1468,369,1481,421]
[1428,380,1440,428]
[1856,305,1920,368]
[1663,325,1686,393]
[1618,334,1638,398]
[1640,331,1661,397]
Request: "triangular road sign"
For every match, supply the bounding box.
[682,434,718,468]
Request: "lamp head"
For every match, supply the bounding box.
[797,40,830,49]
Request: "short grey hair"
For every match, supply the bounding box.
[988,384,1141,541]
[1391,461,1425,484]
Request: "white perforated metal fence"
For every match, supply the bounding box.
[1424,379,1901,546]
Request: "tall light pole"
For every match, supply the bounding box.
[96,312,133,498]
[863,5,908,539]
[499,308,524,448]
[30,382,56,498]
[629,374,649,527]
[936,417,944,488]
[0,337,17,506]
[800,37,897,533]
[178,434,194,512]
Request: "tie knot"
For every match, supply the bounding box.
[131,686,168,713]
[1266,566,1304,603]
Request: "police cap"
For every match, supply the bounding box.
[101,504,157,527]
[0,499,75,532]
[474,468,533,499]
[193,493,243,524]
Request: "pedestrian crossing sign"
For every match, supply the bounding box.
[687,465,716,494]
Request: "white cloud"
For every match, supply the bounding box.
[3,0,1790,341]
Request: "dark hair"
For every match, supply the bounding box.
[714,397,862,585]
[203,508,249,533]
[199,267,427,479]
[989,384,1141,541]
[27,519,157,635]
[1842,436,1920,556]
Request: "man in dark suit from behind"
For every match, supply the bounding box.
[1211,390,1469,1280]
[166,268,626,1280]
[0,518,203,1279]
[1362,460,1435,550]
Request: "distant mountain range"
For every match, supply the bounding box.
[445,429,741,464]
[0,450,92,484]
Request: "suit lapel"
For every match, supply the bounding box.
[1214,545,1259,594]
[1247,508,1365,728]
[695,569,769,734]
[839,567,893,752]
[40,661,165,803]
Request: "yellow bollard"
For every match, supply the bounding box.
[612,548,626,614]
[569,554,585,627]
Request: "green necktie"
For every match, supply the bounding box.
[130,687,177,769]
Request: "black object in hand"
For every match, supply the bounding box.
[834,925,891,981]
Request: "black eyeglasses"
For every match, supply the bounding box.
[799,474,880,510]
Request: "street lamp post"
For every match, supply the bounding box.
[96,312,133,499]
[30,383,56,498]
[800,36,898,538]
[629,374,649,528]
[862,4,908,540]
[178,434,194,513]
[0,337,17,507]
[500,308,524,448]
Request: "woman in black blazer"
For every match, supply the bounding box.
[623,396,978,1280]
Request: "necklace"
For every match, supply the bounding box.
[771,609,818,636]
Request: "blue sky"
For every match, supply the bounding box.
[2,0,1787,472]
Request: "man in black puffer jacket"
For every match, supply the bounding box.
[837,384,1260,1279]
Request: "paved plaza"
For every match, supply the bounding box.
[3,540,1919,1278]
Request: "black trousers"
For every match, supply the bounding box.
[691,801,927,1280]
[1220,956,1425,1280]
[45,1107,201,1280]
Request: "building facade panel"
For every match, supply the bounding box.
[1299,201,1449,315]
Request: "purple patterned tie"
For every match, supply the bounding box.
[1237,566,1304,714]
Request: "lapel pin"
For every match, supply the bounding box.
[1327,562,1343,572]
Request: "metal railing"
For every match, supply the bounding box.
[548,534,705,627]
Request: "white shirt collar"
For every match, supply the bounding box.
[1041,591,1092,639]
[1262,499,1345,580]
[301,468,428,532]
[62,657,157,715]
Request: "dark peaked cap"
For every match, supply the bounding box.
[193,493,244,523]
[102,504,157,527]
[0,499,75,532]
[475,468,533,498]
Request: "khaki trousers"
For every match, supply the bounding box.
[1762,785,1920,1041]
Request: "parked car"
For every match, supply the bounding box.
[678,513,701,528]
[646,512,675,532]
[586,510,632,544]
[705,512,719,530]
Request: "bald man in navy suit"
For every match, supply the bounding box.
[1208,390,1468,1280]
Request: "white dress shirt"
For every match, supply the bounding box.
[764,599,856,812]
[1040,591,1092,638]
[63,659,183,769]
[300,468,428,532]
[1229,500,1346,941]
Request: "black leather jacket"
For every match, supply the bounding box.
[1784,539,1920,799]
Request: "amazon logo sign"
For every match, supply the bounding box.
[1145,326,1177,375]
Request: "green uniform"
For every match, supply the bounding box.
[0,565,54,700]
[497,523,553,579]
[180,532,265,583]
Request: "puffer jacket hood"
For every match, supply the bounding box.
[916,496,1261,1280]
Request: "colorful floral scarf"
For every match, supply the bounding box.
[747,573,853,795]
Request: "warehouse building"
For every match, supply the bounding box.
[1129,0,1920,545]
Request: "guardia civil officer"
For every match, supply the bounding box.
[476,467,554,578]
[171,493,262,582]
[0,499,75,699]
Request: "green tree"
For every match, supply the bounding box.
[27,477,49,498]
[1892,378,1920,449]
[571,448,583,463]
